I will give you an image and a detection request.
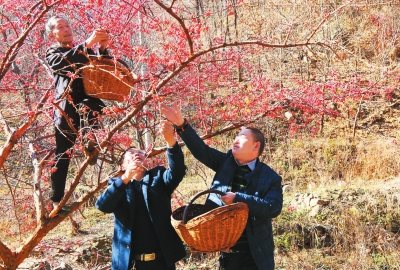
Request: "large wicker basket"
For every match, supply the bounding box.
[171,190,248,253]
[81,56,136,102]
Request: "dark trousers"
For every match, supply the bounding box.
[50,128,76,202]
[219,252,258,270]
[50,98,105,202]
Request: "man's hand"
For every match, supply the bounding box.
[221,192,236,205]
[120,151,147,184]
[159,120,176,147]
[121,161,145,184]
[159,103,184,127]
[86,29,109,49]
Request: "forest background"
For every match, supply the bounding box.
[1,0,400,269]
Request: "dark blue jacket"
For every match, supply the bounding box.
[46,43,107,129]
[178,124,283,270]
[95,143,187,270]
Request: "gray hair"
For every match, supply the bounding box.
[45,16,69,36]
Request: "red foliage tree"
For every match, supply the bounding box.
[0,0,397,268]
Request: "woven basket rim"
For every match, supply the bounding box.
[171,189,249,252]
[173,202,248,229]
[80,57,136,101]
[80,65,135,89]
[171,202,249,252]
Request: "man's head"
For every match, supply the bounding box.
[45,16,73,46]
[119,147,150,180]
[231,127,265,164]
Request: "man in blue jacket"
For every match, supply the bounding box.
[160,103,283,270]
[96,120,187,270]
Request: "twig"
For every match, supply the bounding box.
[0,111,12,135]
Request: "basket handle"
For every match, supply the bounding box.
[181,189,226,224]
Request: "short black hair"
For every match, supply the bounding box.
[245,127,265,156]
[118,147,145,165]
[118,147,135,165]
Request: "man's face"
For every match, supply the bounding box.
[231,129,259,163]
[50,18,73,46]
[121,149,149,172]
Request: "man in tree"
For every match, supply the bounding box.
[45,15,109,210]
[96,120,187,270]
[160,103,283,270]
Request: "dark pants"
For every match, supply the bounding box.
[50,128,76,202]
[50,98,104,203]
[219,252,258,270]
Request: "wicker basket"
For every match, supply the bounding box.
[171,190,248,253]
[81,56,136,102]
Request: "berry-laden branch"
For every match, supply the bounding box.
[0,0,62,81]
[0,89,50,168]
[152,38,339,99]
[154,0,194,56]
[147,101,285,157]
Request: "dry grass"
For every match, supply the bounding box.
[274,178,400,269]
[270,135,400,189]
